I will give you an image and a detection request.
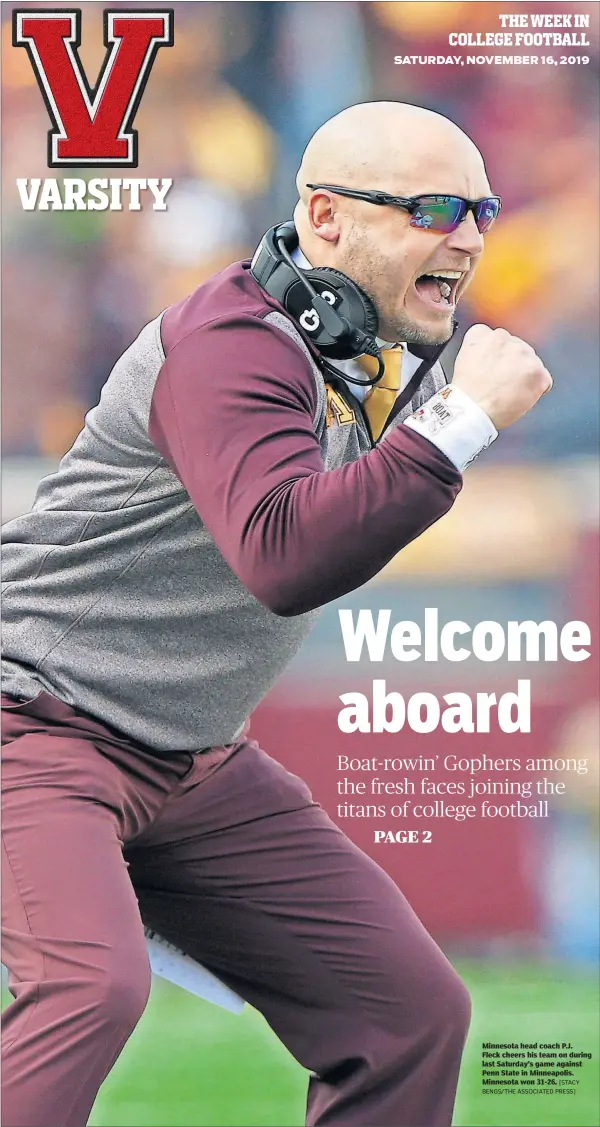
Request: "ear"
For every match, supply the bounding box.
[307,189,341,245]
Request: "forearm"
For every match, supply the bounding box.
[233,426,460,614]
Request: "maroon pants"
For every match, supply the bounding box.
[1,692,470,1127]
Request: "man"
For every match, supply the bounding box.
[1,102,551,1127]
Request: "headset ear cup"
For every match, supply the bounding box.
[251,221,380,358]
[315,267,379,337]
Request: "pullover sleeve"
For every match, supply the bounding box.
[149,314,462,616]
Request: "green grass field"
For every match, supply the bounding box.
[89,961,598,1127]
[4,960,599,1126]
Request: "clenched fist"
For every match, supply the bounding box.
[453,324,553,430]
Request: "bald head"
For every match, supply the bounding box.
[296,101,485,203]
[292,101,493,346]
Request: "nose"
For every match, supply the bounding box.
[445,209,484,256]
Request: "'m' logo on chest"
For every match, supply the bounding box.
[325,385,355,428]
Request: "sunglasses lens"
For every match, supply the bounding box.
[474,197,500,233]
[409,196,501,233]
[409,197,466,233]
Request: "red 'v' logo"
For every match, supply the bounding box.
[13,8,173,167]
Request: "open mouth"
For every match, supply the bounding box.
[414,270,463,309]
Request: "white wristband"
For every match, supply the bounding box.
[404,384,498,471]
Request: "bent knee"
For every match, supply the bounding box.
[96,958,151,1031]
[409,953,471,1044]
[367,949,471,1050]
[70,948,152,1035]
[438,963,471,1039]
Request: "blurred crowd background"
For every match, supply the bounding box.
[3,0,599,462]
[2,0,599,991]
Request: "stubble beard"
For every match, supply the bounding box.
[341,226,454,347]
[383,308,454,347]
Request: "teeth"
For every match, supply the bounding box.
[432,270,462,279]
[439,281,452,299]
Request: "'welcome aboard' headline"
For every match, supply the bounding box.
[335,608,591,735]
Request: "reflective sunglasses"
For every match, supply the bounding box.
[306,183,502,234]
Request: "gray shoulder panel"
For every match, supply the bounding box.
[28,313,171,517]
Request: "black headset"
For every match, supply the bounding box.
[250,221,385,387]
